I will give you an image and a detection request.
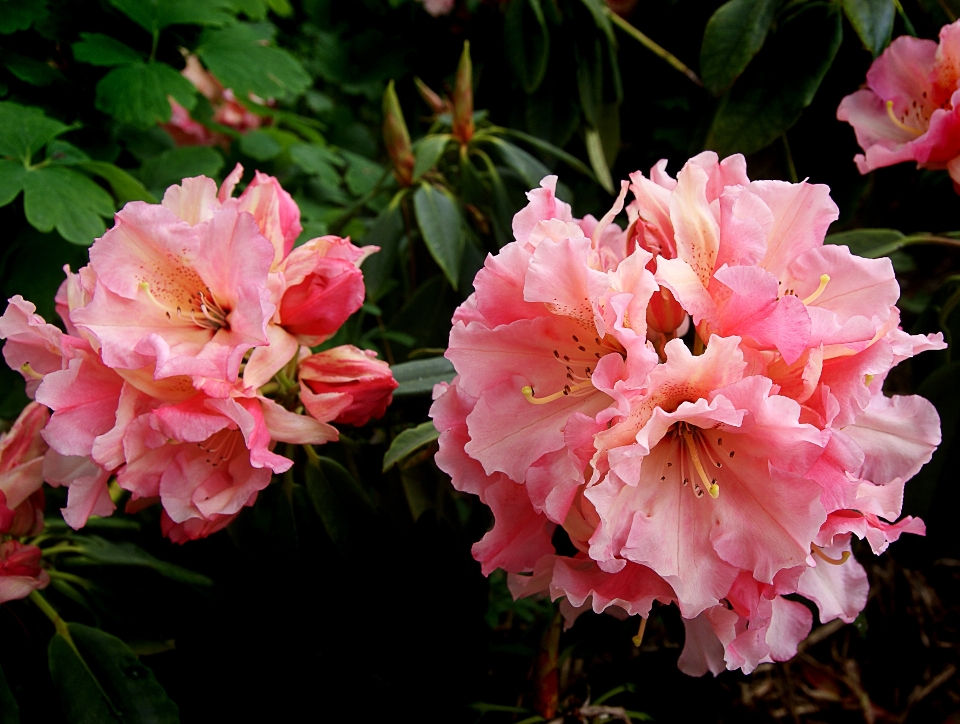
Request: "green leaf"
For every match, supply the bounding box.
[138,146,224,196]
[391,356,456,397]
[412,134,451,181]
[842,0,895,57]
[95,62,197,129]
[494,128,595,180]
[485,136,550,188]
[705,2,842,156]
[0,662,19,724]
[699,0,781,96]
[0,0,48,34]
[197,23,311,100]
[2,50,63,87]
[0,102,69,162]
[304,456,374,554]
[49,623,179,724]
[108,0,235,34]
[47,140,91,165]
[505,0,550,94]
[342,151,383,197]
[72,34,143,66]
[22,167,115,245]
[413,183,465,290]
[575,35,604,127]
[383,421,440,472]
[239,130,282,160]
[585,126,614,194]
[62,535,212,586]
[360,193,405,301]
[825,228,905,257]
[79,161,157,204]
[97,67,180,126]
[0,159,26,206]
[289,143,342,188]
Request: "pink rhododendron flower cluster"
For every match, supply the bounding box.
[164,55,265,148]
[0,165,396,543]
[838,19,960,189]
[431,152,943,675]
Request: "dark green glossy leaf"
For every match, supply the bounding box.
[384,421,440,472]
[585,126,613,194]
[412,134,450,181]
[495,128,595,180]
[706,2,842,157]
[699,0,781,96]
[2,50,63,87]
[72,34,142,66]
[49,623,179,724]
[22,167,115,245]
[289,143,342,187]
[0,159,26,206]
[0,662,19,724]
[505,0,550,94]
[138,146,224,195]
[108,0,235,34]
[575,35,603,127]
[391,356,456,397]
[413,182,464,289]
[824,228,905,257]
[61,536,212,586]
[304,456,374,554]
[361,193,405,301]
[842,0,895,56]
[197,22,311,100]
[0,102,69,162]
[485,136,550,188]
[95,62,197,129]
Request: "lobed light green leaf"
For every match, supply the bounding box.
[78,161,157,203]
[0,159,26,206]
[108,0,235,34]
[197,22,311,100]
[699,0,781,96]
[22,167,115,245]
[95,62,197,129]
[239,130,282,160]
[0,0,48,34]
[137,145,224,196]
[342,151,383,196]
[0,102,69,162]
[413,182,465,289]
[290,143,342,187]
[72,33,142,67]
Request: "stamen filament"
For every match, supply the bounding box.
[801,274,830,306]
[521,379,593,405]
[632,616,647,647]
[681,428,719,498]
[886,100,924,136]
[811,543,851,566]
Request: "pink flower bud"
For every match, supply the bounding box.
[299,345,398,427]
[383,81,415,186]
[0,540,49,604]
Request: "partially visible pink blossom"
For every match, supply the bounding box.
[0,541,49,604]
[838,20,960,189]
[0,403,48,536]
[419,0,455,17]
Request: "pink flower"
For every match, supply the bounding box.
[435,160,943,675]
[419,0,455,17]
[0,540,49,604]
[0,403,49,536]
[162,55,265,148]
[299,345,398,427]
[0,168,387,543]
[837,20,960,188]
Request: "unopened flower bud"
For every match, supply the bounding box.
[382,80,415,186]
[452,41,474,145]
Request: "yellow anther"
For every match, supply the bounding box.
[707,481,720,499]
[801,274,831,306]
[886,100,924,136]
[865,374,875,386]
[632,616,648,647]
[811,543,851,566]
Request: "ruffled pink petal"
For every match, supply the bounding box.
[511,176,574,247]
[471,477,555,575]
[797,538,868,624]
[0,296,63,396]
